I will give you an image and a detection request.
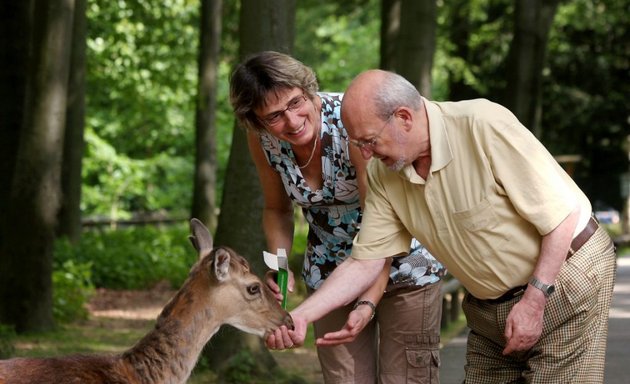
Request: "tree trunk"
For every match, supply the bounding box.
[446,0,479,101]
[380,0,436,98]
[0,0,32,255]
[504,0,559,136]
[191,0,222,232]
[380,0,400,70]
[57,0,86,243]
[203,0,296,374]
[0,0,75,332]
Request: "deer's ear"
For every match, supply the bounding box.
[214,248,231,282]
[189,218,214,260]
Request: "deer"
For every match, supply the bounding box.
[0,218,293,384]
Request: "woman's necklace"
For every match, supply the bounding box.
[297,127,320,169]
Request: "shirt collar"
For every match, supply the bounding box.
[399,97,453,183]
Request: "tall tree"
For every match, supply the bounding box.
[381,0,437,97]
[503,0,559,137]
[203,0,296,374]
[191,0,222,231]
[57,0,87,243]
[0,1,31,254]
[0,0,75,332]
[445,0,479,101]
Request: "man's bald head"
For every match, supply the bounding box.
[342,70,389,125]
[341,70,423,134]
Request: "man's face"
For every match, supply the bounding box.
[345,110,409,172]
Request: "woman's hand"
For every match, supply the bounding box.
[265,269,296,303]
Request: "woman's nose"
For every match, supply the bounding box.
[283,109,303,127]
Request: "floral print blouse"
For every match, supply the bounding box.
[258,93,445,290]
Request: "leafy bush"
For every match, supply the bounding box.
[0,324,16,358]
[52,259,95,323]
[220,349,308,384]
[55,224,196,290]
[82,128,193,220]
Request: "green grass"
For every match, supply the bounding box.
[10,318,150,358]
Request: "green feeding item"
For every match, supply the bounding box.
[263,248,289,309]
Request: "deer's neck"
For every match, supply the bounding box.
[121,283,220,384]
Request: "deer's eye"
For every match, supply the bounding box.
[247,283,261,296]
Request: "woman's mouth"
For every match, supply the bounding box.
[286,124,306,136]
[285,124,306,140]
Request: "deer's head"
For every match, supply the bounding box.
[187,218,293,337]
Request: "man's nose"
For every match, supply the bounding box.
[360,145,374,159]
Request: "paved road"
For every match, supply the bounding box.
[440,252,630,384]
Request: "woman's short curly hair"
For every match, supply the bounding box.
[229,51,319,132]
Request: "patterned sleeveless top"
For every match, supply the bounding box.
[259,93,445,290]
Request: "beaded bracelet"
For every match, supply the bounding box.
[353,300,376,321]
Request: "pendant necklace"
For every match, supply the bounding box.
[297,126,320,169]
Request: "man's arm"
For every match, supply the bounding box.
[266,256,386,349]
[316,258,392,346]
[503,207,580,354]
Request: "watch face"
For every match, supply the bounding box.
[546,285,555,295]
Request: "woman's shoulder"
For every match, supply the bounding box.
[319,92,343,115]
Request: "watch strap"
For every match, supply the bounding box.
[529,276,554,297]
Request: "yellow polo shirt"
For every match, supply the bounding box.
[352,98,592,299]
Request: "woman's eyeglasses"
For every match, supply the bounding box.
[262,94,307,127]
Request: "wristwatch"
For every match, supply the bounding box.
[528,276,555,298]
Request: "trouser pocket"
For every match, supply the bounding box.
[405,348,440,384]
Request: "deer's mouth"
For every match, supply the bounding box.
[284,313,295,331]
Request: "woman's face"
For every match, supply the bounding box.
[254,87,320,147]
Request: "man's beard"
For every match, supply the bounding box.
[388,157,406,172]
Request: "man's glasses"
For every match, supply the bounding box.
[261,94,308,127]
[349,113,393,149]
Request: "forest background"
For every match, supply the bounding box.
[1,0,629,381]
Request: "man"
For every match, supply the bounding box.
[267,69,617,383]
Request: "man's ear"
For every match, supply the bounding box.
[394,107,414,131]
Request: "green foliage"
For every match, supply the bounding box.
[436,0,513,99]
[295,0,380,91]
[542,0,629,209]
[0,324,16,358]
[220,349,308,384]
[55,224,196,290]
[83,0,238,220]
[87,0,199,158]
[52,258,95,323]
[82,127,193,218]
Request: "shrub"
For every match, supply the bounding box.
[52,259,95,323]
[220,349,308,384]
[0,324,15,358]
[55,224,196,290]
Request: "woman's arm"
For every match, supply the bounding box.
[313,143,391,346]
[247,131,297,295]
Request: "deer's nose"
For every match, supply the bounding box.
[284,313,295,331]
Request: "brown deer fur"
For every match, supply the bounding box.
[0,219,293,384]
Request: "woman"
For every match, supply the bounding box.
[229,51,446,384]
